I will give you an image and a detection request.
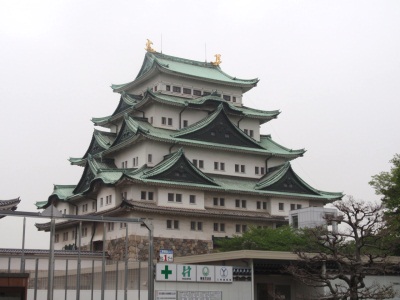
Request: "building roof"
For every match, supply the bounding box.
[92,90,280,128]
[111,52,259,94]
[0,197,20,212]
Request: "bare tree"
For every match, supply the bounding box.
[287,197,398,300]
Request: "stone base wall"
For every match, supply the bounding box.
[105,235,213,261]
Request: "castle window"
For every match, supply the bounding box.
[183,120,188,127]
[203,91,211,96]
[199,160,204,169]
[292,215,299,229]
[63,232,69,241]
[223,95,231,101]
[183,88,191,95]
[232,96,237,102]
[106,195,112,205]
[235,199,240,208]
[148,154,152,163]
[190,195,196,204]
[55,234,59,243]
[173,86,181,93]
[249,130,254,137]
[107,223,114,232]
[82,204,88,212]
[263,202,267,209]
[92,201,96,210]
[148,192,154,200]
[100,197,103,207]
[162,117,166,125]
[82,227,88,237]
[297,204,302,209]
[242,200,247,208]
[214,223,226,232]
[168,193,174,202]
[166,85,171,91]
[193,89,201,96]
[241,165,246,173]
[120,222,127,229]
[257,201,261,209]
[154,85,158,92]
[176,194,182,203]
[193,159,198,167]
[141,191,147,200]
[255,166,259,174]
[167,220,179,229]
[279,203,284,211]
[168,118,173,126]
[191,221,203,231]
[261,167,265,175]
[213,197,225,206]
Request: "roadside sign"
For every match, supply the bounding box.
[160,249,174,262]
[156,264,177,281]
[196,265,215,282]
[177,264,197,282]
[215,266,233,282]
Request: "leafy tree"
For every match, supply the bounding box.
[215,225,307,252]
[287,198,397,300]
[370,154,400,230]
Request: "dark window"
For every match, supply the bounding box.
[213,223,218,231]
[235,199,240,208]
[167,220,172,229]
[190,195,196,204]
[168,118,173,126]
[168,193,174,202]
[174,220,179,229]
[148,154,152,163]
[141,191,146,200]
[220,163,225,171]
[242,200,247,208]
[183,120,188,127]
[183,88,191,94]
[176,194,182,202]
[291,204,296,210]
[193,159,198,167]
[162,117,166,125]
[263,202,267,209]
[166,85,171,91]
[213,197,218,206]
[244,129,248,135]
[220,198,225,206]
[279,203,284,211]
[148,192,154,200]
[214,162,219,170]
[193,90,201,96]
[242,225,247,232]
[235,164,239,172]
[199,160,204,168]
[191,221,196,230]
[257,201,261,209]
[203,91,211,96]
[261,167,265,174]
[236,224,241,233]
[241,165,245,173]
[223,95,231,101]
[249,130,254,137]
[297,204,302,209]
[173,86,181,93]
[154,85,158,92]
[220,223,225,232]
[255,166,259,174]
[232,96,237,102]
[197,222,203,231]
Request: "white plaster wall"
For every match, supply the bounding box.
[230,116,261,141]
[157,187,205,210]
[97,186,116,213]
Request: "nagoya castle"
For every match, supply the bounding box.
[36,40,342,258]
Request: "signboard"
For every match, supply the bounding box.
[156,263,232,283]
[156,290,177,300]
[215,266,233,282]
[196,265,215,282]
[156,264,177,281]
[178,291,222,300]
[160,249,174,262]
[177,264,197,282]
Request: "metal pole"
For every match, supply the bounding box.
[115,260,119,300]
[101,222,106,300]
[20,217,26,272]
[138,260,141,300]
[47,215,55,300]
[76,222,82,300]
[8,257,11,273]
[34,258,39,300]
[64,259,68,300]
[124,225,128,300]
[147,222,154,300]
[91,260,94,300]
[250,259,254,300]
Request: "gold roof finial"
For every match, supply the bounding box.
[212,54,222,66]
[145,39,156,52]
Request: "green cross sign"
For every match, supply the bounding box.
[161,265,173,279]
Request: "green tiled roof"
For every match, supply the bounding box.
[112,52,259,93]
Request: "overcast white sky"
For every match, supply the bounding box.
[1,0,399,248]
